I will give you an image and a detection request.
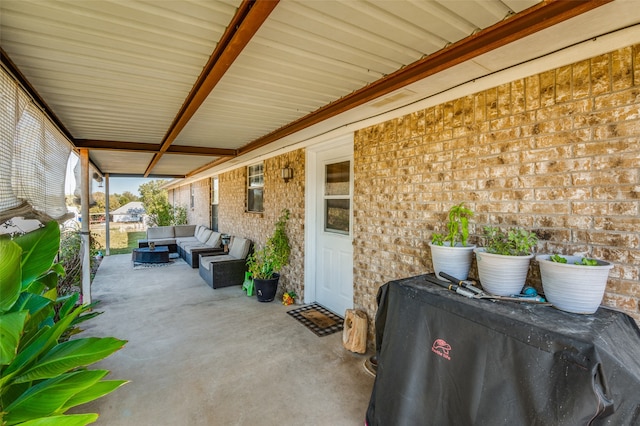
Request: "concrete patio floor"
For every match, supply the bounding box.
[76,254,375,425]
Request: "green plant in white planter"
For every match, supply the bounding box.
[429,202,476,281]
[536,254,613,314]
[474,226,538,296]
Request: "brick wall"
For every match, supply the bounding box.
[170,180,211,226]
[353,44,640,339]
[219,149,306,300]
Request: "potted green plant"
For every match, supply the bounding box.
[247,209,291,302]
[429,202,476,281]
[536,253,613,314]
[474,226,538,296]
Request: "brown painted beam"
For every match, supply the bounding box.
[75,139,236,156]
[237,0,612,157]
[144,0,279,176]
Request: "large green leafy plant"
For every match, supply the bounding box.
[247,209,291,280]
[0,221,127,425]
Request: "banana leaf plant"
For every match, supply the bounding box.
[0,221,127,426]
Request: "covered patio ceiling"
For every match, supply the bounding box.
[2,0,639,181]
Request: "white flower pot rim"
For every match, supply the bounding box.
[474,247,534,259]
[536,254,613,269]
[429,242,476,250]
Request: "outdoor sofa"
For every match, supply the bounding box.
[198,236,252,289]
[139,225,224,267]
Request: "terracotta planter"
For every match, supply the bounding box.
[254,273,280,302]
[474,248,533,296]
[537,255,613,314]
[429,242,476,281]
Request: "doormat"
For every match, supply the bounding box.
[287,303,344,337]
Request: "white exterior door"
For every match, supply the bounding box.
[305,137,354,316]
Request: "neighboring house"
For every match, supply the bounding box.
[111,201,145,223]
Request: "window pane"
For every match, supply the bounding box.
[325,199,350,233]
[325,161,350,196]
[211,177,219,205]
[248,163,264,187]
[248,188,263,212]
[249,174,263,187]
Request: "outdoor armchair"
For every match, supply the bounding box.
[198,237,252,289]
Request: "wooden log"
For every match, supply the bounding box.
[342,309,368,354]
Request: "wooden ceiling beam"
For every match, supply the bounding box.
[144,0,279,177]
[237,0,612,157]
[75,139,236,156]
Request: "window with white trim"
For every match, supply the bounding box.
[247,163,264,212]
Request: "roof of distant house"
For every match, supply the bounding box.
[111,201,145,215]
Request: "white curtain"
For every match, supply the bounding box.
[1,67,72,221]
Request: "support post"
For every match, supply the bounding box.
[80,149,91,305]
[104,173,110,256]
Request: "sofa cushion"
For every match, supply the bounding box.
[176,236,199,246]
[206,232,222,248]
[145,238,176,246]
[229,237,251,260]
[195,225,209,240]
[197,229,213,243]
[185,243,209,254]
[174,224,196,237]
[147,226,174,239]
[200,254,236,271]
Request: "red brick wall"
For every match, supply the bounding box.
[354,45,640,334]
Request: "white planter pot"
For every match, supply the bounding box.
[474,248,533,296]
[429,242,476,281]
[537,255,613,314]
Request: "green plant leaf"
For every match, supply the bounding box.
[18,413,99,426]
[59,379,128,412]
[3,370,108,425]
[14,337,126,383]
[13,221,60,287]
[58,293,80,319]
[0,310,28,366]
[0,239,23,312]
[1,304,83,388]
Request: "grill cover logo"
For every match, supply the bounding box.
[431,338,451,360]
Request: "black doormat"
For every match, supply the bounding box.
[287,303,344,337]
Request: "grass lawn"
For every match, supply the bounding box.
[92,228,146,255]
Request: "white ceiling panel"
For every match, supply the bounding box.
[151,154,220,176]
[4,0,636,179]
[90,151,156,176]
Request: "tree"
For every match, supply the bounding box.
[139,180,171,226]
[118,191,139,205]
[139,180,187,226]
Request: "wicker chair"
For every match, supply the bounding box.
[198,237,252,289]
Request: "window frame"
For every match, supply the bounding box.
[246,163,264,213]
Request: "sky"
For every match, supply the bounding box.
[65,155,158,196]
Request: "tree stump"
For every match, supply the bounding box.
[342,309,368,354]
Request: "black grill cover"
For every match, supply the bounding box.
[366,275,640,425]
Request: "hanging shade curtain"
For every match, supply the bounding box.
[0,66,72,223]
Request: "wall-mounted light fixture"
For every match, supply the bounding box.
[281,166,293,183]
[93,172,104,188]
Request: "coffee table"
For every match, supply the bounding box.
[132,246,170,265]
